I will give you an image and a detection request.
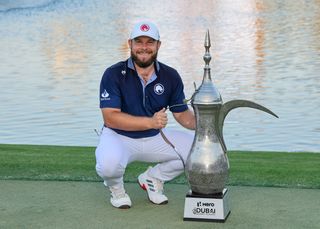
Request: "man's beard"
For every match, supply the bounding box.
[131,51,158,68]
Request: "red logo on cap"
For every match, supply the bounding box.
[140,24,150,32]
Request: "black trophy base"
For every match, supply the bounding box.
[183,188,231,222]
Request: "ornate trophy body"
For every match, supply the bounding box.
[183,31,278,222]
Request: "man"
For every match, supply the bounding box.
[95,21,195,209]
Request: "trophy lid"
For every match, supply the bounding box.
[192,30,222,105]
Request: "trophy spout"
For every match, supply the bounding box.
[218,100,279,152]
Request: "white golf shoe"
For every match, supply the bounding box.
[138,167,168,205]
[109,185,132,209]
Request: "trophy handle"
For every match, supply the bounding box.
[218,100,279,153]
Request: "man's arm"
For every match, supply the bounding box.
[102,108,168,131]
[173,109,196,130]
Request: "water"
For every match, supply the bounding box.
[0,0,319,152]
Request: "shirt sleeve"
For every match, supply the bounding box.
[99,68,122,109]
[169,71,188,113]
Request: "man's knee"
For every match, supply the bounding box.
[96,162,124,179]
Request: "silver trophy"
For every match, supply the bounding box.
[183,30,278,222]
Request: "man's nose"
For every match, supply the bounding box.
[141,43,149,49]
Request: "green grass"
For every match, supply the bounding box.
[0,144,319,189]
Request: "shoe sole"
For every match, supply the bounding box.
[110,198,131,209]
[111,202,131,209]
[117,205,131,209]
[138,179,168,205]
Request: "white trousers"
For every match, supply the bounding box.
[95,127,194,187]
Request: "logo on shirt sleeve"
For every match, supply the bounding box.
[101,89,110,101]
[154,83,164,95]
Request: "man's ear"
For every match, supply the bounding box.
[128,39,132,49]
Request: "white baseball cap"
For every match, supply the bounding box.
[130,21,160,41]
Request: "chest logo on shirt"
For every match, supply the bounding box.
[154,83,164,95]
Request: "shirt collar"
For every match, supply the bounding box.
[128,57,160,72]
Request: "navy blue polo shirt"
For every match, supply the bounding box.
[99,58,188,138]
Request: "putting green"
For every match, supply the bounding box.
[1,180,319,229]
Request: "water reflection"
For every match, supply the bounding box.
[42,20,88,78]
[0,0,319,152]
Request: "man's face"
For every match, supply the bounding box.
[129,36,161,68]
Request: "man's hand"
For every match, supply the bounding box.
[151,108,168,129]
